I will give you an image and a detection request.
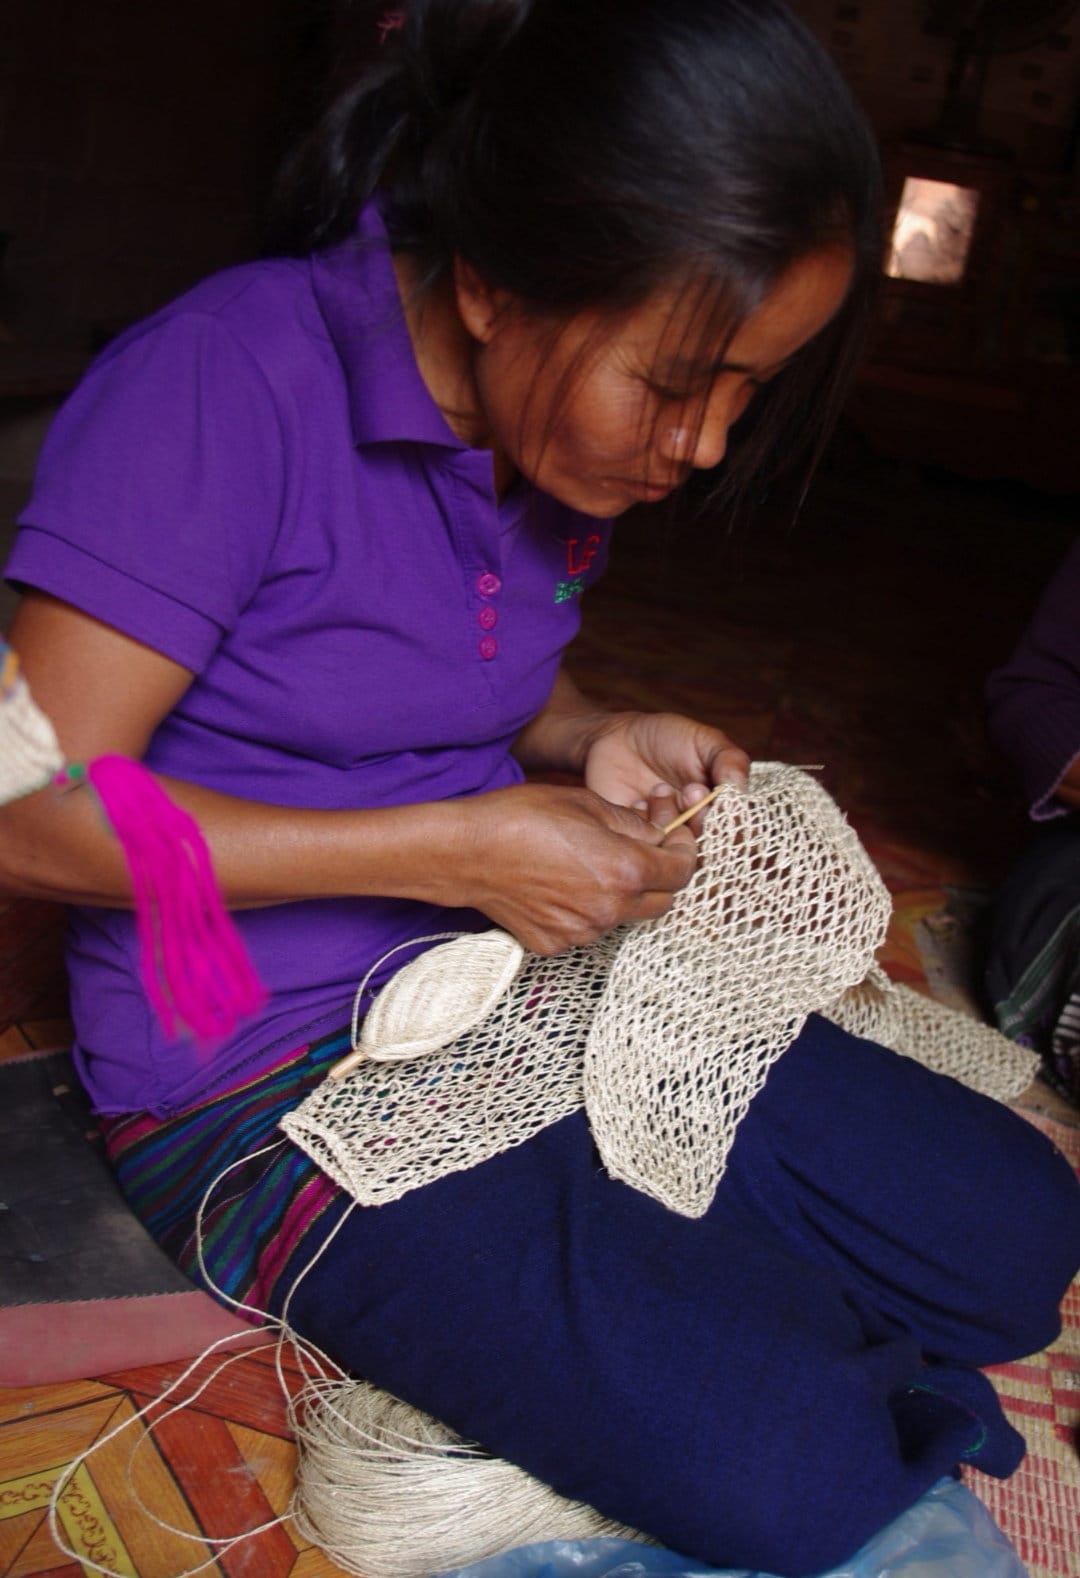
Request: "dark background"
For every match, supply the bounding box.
[0,1,1076,357]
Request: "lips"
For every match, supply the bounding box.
[624,474,688,502]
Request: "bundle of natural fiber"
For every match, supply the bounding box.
[280,763,1038,1223]
[290,1376,642,1578]
[353,928,526,1062]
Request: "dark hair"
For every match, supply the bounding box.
[270,0,883,513]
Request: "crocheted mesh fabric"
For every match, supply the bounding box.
[281,931,623,1206]
[282,764,1038,1218]
[583,765,893,1214]
[824,963,1037,1100]
[0,640,64,805]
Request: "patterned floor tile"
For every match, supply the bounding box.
[0,1355,352,1577]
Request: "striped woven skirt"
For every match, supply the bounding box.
[102,1025,354,1320]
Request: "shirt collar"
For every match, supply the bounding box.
[310,199,467,451]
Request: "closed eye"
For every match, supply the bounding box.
[642,379,705,404]
[645,371,766,405]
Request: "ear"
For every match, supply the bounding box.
[453,255,512,344]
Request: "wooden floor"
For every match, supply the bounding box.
[2,455,1079,1576]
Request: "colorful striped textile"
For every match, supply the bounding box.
[102,1026,353,1320]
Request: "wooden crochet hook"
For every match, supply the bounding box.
[658,765,825,838]
[658,784,725,837]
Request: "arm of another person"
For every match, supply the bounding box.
[986,537,1080,819]
[0,592,701,955]
[1055,762,1080,811]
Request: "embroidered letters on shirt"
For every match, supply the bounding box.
[555,534,601,603]
[566,535,601,576]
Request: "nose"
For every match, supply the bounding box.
[658,386,740,472]
[692,389,735,470]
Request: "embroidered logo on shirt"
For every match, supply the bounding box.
[566,535,601,576]
[555,534,601,602]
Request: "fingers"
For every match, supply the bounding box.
[630,886,695,923]
[599,793,697,878]
[708,744,751,792]
[645,782,679,830]
[659,783,720,837]
[470,784,704,955]
[550,797,699,944]
[636,780,730,839]
[645,718,749,795]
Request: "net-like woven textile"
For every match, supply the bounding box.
[283,931,623,1205]
[278,763,1042,1578]
[583,764,892,1215]
[824,963,1037,1101]
[0,638,64,805]
[282,763,1038,1219]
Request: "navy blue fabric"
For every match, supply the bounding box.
[278,1016,1080,1578]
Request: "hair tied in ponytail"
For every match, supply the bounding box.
[377,8,406,44]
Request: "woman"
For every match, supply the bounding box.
[3,2,1079,1572]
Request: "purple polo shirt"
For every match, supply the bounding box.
[6,202,611,1115]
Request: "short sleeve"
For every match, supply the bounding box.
[5,311,286,673]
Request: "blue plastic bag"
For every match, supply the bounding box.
[439,1478,1028,1578]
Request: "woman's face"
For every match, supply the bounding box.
[455,246,855,517]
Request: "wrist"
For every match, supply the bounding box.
[515,701,618,775]
[351,797,484,907]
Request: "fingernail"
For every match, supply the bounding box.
[719,764,748,790]
[650,782,675,798]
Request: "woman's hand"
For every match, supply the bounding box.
[514,669,749,831]
[581,709,749,830]
[448,781,699,955]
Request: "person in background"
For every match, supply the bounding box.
[986,535,1080,1104]
[2,3,1079,1572]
